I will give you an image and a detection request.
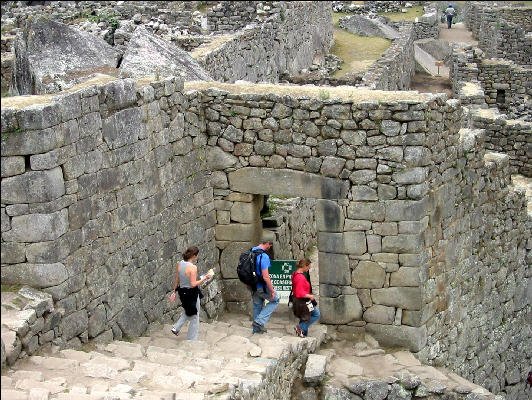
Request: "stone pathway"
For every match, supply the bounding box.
[438,21,478,46]
[1,310,327,400]
[313,334,496,398]
[2,304,499,400]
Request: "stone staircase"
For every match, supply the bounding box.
[1,304,502,400]
[1,311,328,400]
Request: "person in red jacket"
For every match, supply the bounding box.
[291,258,321,337]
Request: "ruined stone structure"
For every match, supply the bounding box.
[464,3,532,66]
[196,2,333,83]
[0,2,531,400]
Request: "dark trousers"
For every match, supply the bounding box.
[447,15,453,28]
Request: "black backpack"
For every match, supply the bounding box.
[237,248,265,291]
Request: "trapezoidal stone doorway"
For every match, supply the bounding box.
[216,167,364,325]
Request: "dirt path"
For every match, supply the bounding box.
[410,20,477,94]
[437,21,478,45]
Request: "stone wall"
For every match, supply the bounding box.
[2,1,203,34]
[333,1,425,14]
[469,108,532,177]
[1,77,223,363]
[417,121,531,399]
[206,1,257,33]
[450,44,532,121]
[195,1,333,83]
[2,78,530,398]
[361,24,415,90]
[1,286,62,366]
[185,81,530,399]
[192,82,458,352]
[263,197,317,261]
[464,3,532,66]
[1,53,13,94]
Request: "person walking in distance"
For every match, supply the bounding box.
[170,246,212,340]
[445,4,456,29]
[250,240,279,334]
[291,258,321,337]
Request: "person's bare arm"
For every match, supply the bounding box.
[187,264,211,287]
[261,269,276,300]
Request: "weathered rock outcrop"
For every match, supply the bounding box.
[10,16,120,95]
[339,14,400,40]
[119,26,212,81]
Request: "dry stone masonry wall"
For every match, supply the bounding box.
[418,123,531,399]
[1,77,223,364]
[1,76,531,398]
[361,24,416,90]
[262,197,317,261]
[450,44,532,122]
[195,1,333,83]
[464,3,532,66]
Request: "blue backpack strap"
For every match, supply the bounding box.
[254,250,264,281]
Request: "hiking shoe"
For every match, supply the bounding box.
[294,324,304,338]
[171,328,179,336]
[252,321,267,333]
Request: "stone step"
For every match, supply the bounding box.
[4,312,327,399]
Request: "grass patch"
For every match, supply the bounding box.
[331,12,391,77]
[197,1,210,13]
[379,5,424,22]
[333,12,350,27]
[331,28,391,77]
[68,17,88,25]
[1,284,22,292]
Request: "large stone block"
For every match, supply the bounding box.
[1,126,65,156]
[347,202,385,221]
[382,234,424,253]
[352,261,385,288]
[222,279,251,302]
[363,305,395,324]
[392,167,428,184]
[228,168,349,200]
[3,209,68,242]
[316,200,344,232]
[215,223,261,242]
[102,108,145,150]
[230,202,259,223]
[98,78,137,111]
[371,287,422,310]
[1,262,69,288]
[304,354,327,386]
[366,323,427,352]
[320,295,362,324]
[402,302,436,327]
[220,241,253,279]
[344,231,367,255]
[88,304,107,338]
[319,253,350,285]
[384,198,429,221]
[59,310,88,341]
[207,147,238,170]
[318,232,344,254]
[1,242,26,264]
[119,27,211,81]
[117,298,148,338]
[1,156,25,178]
[11,17,119,95]
[390,267,422,287]
[1,167,65,204]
